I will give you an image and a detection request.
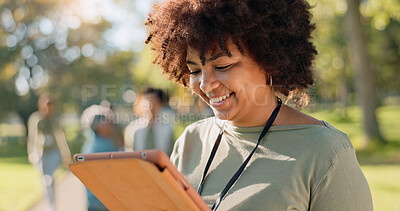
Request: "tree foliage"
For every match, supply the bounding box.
[310,0,400,107]
[309,0,400,145]
[0,0,135,125]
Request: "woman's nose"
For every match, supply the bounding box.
[199,70,219,93]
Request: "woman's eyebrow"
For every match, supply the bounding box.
[186,60,198,65]
[206,52,226,63]
[186,52,227,66]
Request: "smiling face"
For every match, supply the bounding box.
[187,40,277,127]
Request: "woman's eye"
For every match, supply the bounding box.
[215,64,232,71]
[189,70,201,75]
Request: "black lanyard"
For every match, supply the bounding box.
[197,98,282,211]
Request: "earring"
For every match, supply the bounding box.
[268,75,273,87]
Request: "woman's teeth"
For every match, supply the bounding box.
[209,93,230,103]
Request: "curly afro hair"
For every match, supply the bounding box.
[145,0,317,98]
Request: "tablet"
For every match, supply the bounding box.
[69,150,210,211]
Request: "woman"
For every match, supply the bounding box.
[145,0,373,210]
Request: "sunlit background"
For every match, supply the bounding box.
[0,0,399,210]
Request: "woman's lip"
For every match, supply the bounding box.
[207,92,232,102]
[207,93,231,99]
[209,92,234,107]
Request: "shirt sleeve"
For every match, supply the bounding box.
[310,147,373,211]
[27,113,40,163]
[123,123,135,152]
[170,133,182,168]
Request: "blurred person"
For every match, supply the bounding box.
[81,114,118,211]
[124,87,175,155]
[27,93,71,211]
[81,114,118,153]
[81,101,124,150]
[108,106,125,151]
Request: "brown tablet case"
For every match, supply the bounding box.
[70,157,208,210]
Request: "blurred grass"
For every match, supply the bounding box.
[0,139,75,211]
[362,165,400,211]
[0,157,42,211]
[0,155,68,211]
[0,105,399,211]
[308,105,400,149]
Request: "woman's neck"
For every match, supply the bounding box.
[228,99,280,127]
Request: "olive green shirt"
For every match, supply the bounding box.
[170,117,373,210]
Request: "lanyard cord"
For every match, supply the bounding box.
[197,98,282,211]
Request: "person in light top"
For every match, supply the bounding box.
[124,87,175,156]
[27,93,71,211]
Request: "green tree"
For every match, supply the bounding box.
[310,0,400,147]
[0,0,136,129]
[346,0,385,145]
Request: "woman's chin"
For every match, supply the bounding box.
[213,110,232,121]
